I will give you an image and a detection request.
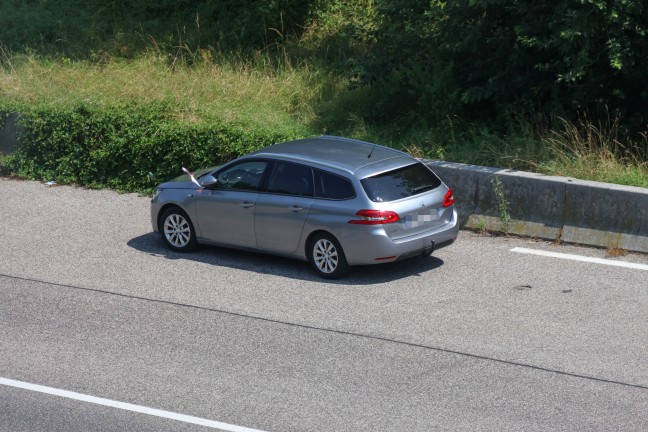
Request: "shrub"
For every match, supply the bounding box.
[0,102,301,193]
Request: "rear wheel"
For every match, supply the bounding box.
[309,233,349,279]
[160,207,197,252]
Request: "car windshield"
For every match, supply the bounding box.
[360,163,442,202]
[196,166,220,178]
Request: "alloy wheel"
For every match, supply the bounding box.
[313,238,339,274]
[164,213,192,248]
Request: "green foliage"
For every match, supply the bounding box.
[3,1,646,136]
[474,217,488,236]
[363,0,648,134]
[540,116,648,187]
[298,0,379,71]
[0,0,647,192]
[0,102,298,192]
[0,0,316,57]
[491,176,511,235]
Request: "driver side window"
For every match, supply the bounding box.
[216,161,268,191]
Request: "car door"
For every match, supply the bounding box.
[254,161,314,253]
[194,160,269,247]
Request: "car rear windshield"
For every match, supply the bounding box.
[360,163,442,202]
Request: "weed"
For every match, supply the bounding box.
[607,246,629,258]
[474,217,489,235]
[491,176,511,235]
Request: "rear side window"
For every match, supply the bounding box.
[314,170,355,200]
[361,163,442,202]
[266,162,314,197]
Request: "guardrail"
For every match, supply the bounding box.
[426,160,648,254]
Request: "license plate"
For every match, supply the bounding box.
[405,209,439,228]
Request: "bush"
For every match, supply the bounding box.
[0,102,300,192]
[362,0,648,135]
[0,0,317,58]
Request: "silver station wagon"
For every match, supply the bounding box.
[151,136,458,278]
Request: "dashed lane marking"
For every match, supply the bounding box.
[510,247,648,271]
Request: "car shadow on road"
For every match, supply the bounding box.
[127,233,445,285]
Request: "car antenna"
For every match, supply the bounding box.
[367,145,375,159]
[182,167,201,188]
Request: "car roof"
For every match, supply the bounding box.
[248,136,417,177]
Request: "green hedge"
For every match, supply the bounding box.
[0,102,302,193]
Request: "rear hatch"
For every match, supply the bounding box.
[360,162,454,240]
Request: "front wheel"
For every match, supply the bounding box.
[309,233,349,279]
[160,207,198,252]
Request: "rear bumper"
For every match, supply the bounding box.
[340,209,459,265]
[397,238,455,261]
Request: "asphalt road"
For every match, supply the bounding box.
[1,178,647,431]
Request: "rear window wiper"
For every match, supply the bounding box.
[412,185,437,194]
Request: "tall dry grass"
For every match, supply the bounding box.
[541,117,648,187]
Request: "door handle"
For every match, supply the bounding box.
[241,201,255,208]
[291,206,303,212]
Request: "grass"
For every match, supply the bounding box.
[539,117,648,188]
[607,246,629,258]
[0,52,321,136]
[1,52,647,189]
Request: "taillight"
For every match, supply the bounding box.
[348,210,400,225]
[443,189,455,207]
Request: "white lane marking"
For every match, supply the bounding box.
[0,377,268,432]
[510,247,648,271]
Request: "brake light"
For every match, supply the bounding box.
[443,189,455,207]
[348,210,400,225]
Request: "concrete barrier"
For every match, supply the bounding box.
[1,113,646,253]
[563,180,648,253]
[426,160,648,253]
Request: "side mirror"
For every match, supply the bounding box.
[199,175,218,188]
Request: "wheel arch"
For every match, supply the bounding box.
[304,229,336,262]
[157,203,188,233]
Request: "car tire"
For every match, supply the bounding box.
[160,207,198,252]
[309,233,349,279]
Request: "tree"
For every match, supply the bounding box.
[365,0,648,134]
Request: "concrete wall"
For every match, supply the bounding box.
[426,160,648,253]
